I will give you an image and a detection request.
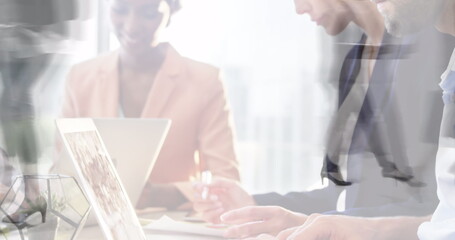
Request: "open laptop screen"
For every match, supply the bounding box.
[56,119,147,240]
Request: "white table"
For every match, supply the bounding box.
[0,211,225,239]
[77,211,225,240]
[78,226,224,240]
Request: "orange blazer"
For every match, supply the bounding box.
[61,45,240,186]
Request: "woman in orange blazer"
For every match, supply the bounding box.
[61,0,240,209]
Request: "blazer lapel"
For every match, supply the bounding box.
[141,45,182,117]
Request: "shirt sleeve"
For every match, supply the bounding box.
[440,49,455,105]
[441,71,455,105]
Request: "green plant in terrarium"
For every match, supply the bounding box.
[0,224,10,240]
[47,193,67,212]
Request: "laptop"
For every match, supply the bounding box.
[55,118,170,206]
[56,118,157,240]
[93,118,170,205]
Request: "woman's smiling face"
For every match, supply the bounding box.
[109,0,171,53]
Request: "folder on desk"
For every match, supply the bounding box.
[143,216,225,237]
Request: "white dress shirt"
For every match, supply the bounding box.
[418,48,455,240]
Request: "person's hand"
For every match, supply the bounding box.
[220,206,307,239]
[276,214,378,240]
[193,178,255,223]
[243,234,276,240]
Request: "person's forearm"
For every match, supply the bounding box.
[372,215,431,240]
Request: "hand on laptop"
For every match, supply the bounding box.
[236,215,377,240]
[193,178,255,223]
[275,214,378,240]
[241,233,276,240]
[221,206,307,239]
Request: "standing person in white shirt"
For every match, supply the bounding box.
[418,42,455,240]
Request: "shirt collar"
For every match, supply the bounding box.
[441,48,455,81]
[439,48,455,94]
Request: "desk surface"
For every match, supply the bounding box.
[79,226,224,240]
[0,213,224,240]
[78,211,225,240]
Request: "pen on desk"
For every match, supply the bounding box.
[201,170,212,200]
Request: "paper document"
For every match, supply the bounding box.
[143,216,226,237]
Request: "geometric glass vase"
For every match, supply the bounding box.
[0,175,91,240]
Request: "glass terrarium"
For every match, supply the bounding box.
[0,175,91,240]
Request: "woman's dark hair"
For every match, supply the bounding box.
[164,0,180,26]
[165,0,181,14]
